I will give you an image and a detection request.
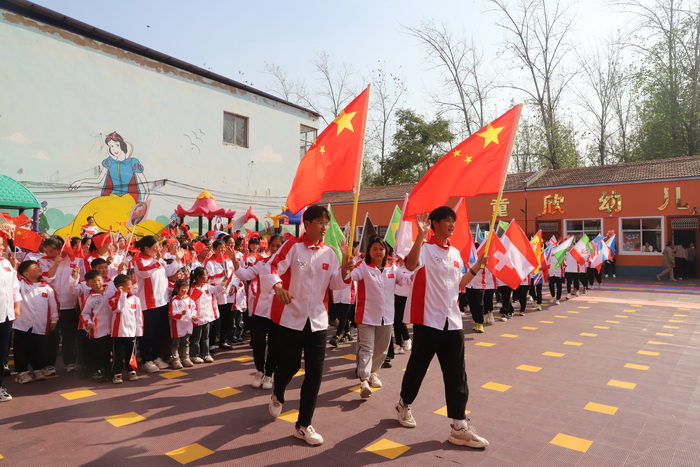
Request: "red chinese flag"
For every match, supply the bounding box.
[449,198,474,265]
[14,228,43,252]
[285,87,370,214]
[129,350,138,371]
[61,236,75,261]
[91,233,112,250]
[404,104,522,219]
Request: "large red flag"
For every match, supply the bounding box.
[486,234,522,289]
[285,88,370,214]
[405,104,522,218]
[450,198,474,265]
[14,228,43,252]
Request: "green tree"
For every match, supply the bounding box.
[376,109,454,185]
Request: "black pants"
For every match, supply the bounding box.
[498,286,514,315]
[483,289,495,313]
[333,303,352,338]
[579,272,589,290]
[604,260,615,276]
[88,335,112,375]
[14,329,50,372]
[140,305,169,362]
[400,323,468,420]
[0,319,12,386]
[218,304,233,344]
[549,276,563,300]
[467,288,486,324]
[514,285,529,312]
[565,272,579,294]
[251,314,277,376]
[393,295,410,345]
[530,281,542,305]
[587,267,601,286]
[112,337,136,374]
[274,320,326,428]
[57,307,80,366]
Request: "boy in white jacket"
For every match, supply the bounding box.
[109,274,143,384]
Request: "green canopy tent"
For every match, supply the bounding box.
[0,174,41,231]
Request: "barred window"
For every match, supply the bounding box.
[223,112,248,147]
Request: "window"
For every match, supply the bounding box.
[565,219,602,240]
[223,112,248,147]
[300,125,317,158]
[621,217,662,253]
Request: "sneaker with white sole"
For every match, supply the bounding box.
[395,345,405,354]
[448,423,489,448]
[170,358,183,370]
[369,373,382,388]
[269,394,283,417]
[403,339,412,351]
[555,300,560,305]
[15,371,33,384]
[0,387,12,401]
[153,357,170,369]
[127,371,139,381]
[360,380,372,398]
[252,371,264,389]
[262,375,273,390]
[294,425,324,445]
[549,297,556,304]
[143,361,160,373]
[66,363,78,373]
[33,370,47,381]
[566,293,572,299]
[42,366,57,377]
[181,358,194,367]
[191,356,204,364]
[536,305,542,311]
[203,355,214,363]
[395,400,416,427]
[113,373,123,384]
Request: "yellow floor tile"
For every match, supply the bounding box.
[277,409,299,423]
[349,384,380,394]
[160,370,188,379]
[105,411,146,427]
[608,379,637,389]
[647,341,668,345]
[677,307,691,310]
[166,443,215,464]
[365,439,411,460]
[434,406,470,417]
[295,369,306,376]
[231,356,254,362]
[482,382,512,392]
[673,314,688,317]
[578,306,590,309]
[584,402,618,415]
[625,363,650,370]
[656,332,674,337]
[516,364,542,372]
[614,315,629,318]
[630,304,643,307]
[475,342,496,347]
[594,326,610,329]
[580,333,598,337]
[637,350,659,356]
[61,390,96,401]
[550,433,593,453]
[563,341,583,346]
[554,315,568,318]
[540,320,555,324]
[567,310,581,314]
[208,387,242,398]
[0,454,3,460]
[543,351,565,357]
[587,301,599,303]
[606,320,620,324]
[669,319,684,323]
[501,334,519,338]
[521,326,538,330]
[663,325,680,329]
[340,354,357,361]
[622,309,637,312]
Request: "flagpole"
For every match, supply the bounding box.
[346,85,371,266]
[482,104,523,268]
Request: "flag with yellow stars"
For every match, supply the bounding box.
[404,104,522,218]
[285,87,370,214]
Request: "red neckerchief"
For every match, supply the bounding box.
[427,237,451,250]
[301,234,326,250]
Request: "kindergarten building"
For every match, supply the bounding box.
[322,155,700,278]
[0,0,319,236]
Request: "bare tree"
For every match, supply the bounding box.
[403,21,494,137]
[263,63,309,105]
[491,0,578,169]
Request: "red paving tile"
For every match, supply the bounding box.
[1,278,699,465]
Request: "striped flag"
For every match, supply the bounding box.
[384,205,402,248]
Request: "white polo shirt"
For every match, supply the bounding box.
[347,261,411,326]
[0,258,20,322]
[14,279,58,335]
[405,238,464,331]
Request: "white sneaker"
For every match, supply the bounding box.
[15,371,33,384]
[613,274,616,278]
[294,425,324,445]
[66,363,78,373]
[605,274,609,278]
[269,394,283,417]
[0,387,12,401]
[153,357,170,369]
[555,300,560,305]
[486,312,495,324]
[33,370,47,381]
[536,305,542,311]
[262,375,273,390]
[252,371,264,389]
[448,423,489,448]
[549,298,556,304]
[360,380,372,399]
[143,361,160,373]
[127,371,139,381]
[203,355,214,363]
[42,366,57,377]
[170,358,183,370]
[395,400,416,427]
[369,373,382,388]
[181,358,194,367]
[113,373,123,384]
[566,293,572,299]
[191,356,204,364]
[395,345,405,354]
[403,339,412,351]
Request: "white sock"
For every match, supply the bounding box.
[453,419,466,430]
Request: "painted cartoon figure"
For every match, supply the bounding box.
[70,131,149,202]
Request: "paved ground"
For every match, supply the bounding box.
[2,277,699,466]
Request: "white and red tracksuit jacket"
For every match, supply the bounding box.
[110,291,144,338]
[38,255,85,310]
[169,295,197,338]
[133,253,180,310]
[189,282,225,325]
[345,261,412,326]
[205,255,234,305]
[14,279,59,335]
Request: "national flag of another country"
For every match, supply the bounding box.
[530,230,543,273]
[475,224,486,244]
[486,234,522,289]
[325,205,346,262]
[358,213,378,253]
[605,234,616,258]
[285,87,370,214]
[501,220,538,280]
[404,104,522,218]
[384,205,402,248]
[551,236,574,268]
[394,194,413,259]
[570,235,592,266]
